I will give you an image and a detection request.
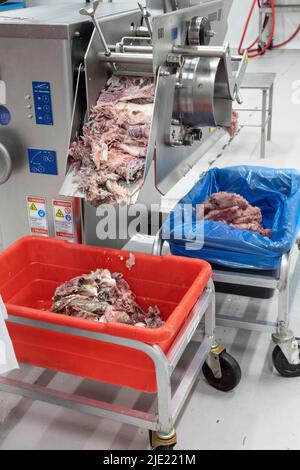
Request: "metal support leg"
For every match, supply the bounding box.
[272,252,300,365]
[152,227,164,256]
[204,283,223,378]
[153,345,173,434]
[205,279,216,340]
[258,7,264,48]
[260,89,267,159]
[267,83,274,141]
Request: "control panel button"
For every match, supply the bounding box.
[0,105,11,126]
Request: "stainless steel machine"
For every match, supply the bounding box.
[0,1,144,250]
[0,2,247,448]
[0,0,247,251]
[68,0,247,248]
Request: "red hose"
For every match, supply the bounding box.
[246,15,270,53]
[273,25,300,48]
[238,0,257,56]
[238,0,275,58]
[248,1,275,58]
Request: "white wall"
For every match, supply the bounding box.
[24,0,299,49]
[226,0,300,50]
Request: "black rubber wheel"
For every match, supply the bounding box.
[272,345,300,378]
[156,445,176,450]
[202,351,241,392]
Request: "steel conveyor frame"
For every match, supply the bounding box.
[153,229,300,368]
[0,280,215,444]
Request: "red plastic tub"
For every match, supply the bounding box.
[0,237,211,393]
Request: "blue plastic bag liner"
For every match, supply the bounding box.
[165,166,300,270]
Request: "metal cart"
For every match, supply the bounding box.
[258,2,300,50]
[237,72,276,160]
[153,230,300,377]
[0,278,241,450]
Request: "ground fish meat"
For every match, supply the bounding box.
[51,268,164,328]
[204,206,241,223]
[197,192,271,238]
[68,76,154,206]
[209,192,249,210]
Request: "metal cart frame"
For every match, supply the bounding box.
[258,2,300,50]
[153,230,300,368]
[0,280,216,447]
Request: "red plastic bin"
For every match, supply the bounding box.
[0,237,212,393]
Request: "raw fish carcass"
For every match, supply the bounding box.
[68,76,155,206]
[51,268,164,328]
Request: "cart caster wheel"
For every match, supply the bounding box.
[272,346,300,377]
[149,430,177,450]
[202,351,241,392]
[156,445,176,450]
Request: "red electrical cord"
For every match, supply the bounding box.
[273,25,300,48]
[239,0,276,58]
[238,0,257,55]
[239,0,300,57]
[239,0,275,58]
[246,15,270,53]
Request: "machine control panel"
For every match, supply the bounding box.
[28,148,58,175]
[32,81,54,125]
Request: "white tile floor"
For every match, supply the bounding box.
[1,50,300,450]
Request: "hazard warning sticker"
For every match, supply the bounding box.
[27,196,49,236]
[53,200,75,241]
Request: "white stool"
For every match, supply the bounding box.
[238,72,276,159]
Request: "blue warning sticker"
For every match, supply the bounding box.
[171,27,178,40]
[28,148,58,175]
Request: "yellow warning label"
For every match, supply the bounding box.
[30,203,38,211]
[56,209,64,218]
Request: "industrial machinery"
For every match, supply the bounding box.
[64,0,247,247]
[0,0,247,251]
[0,0,245,450]
[0,0,141,249]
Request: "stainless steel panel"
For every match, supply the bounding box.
[0,2,138,39]
[83,0,234,247]
[85,10,143,109]
[0,36,80,248]
[151,0,232,71]
[152,0,233,193]
[0,2,143,250]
